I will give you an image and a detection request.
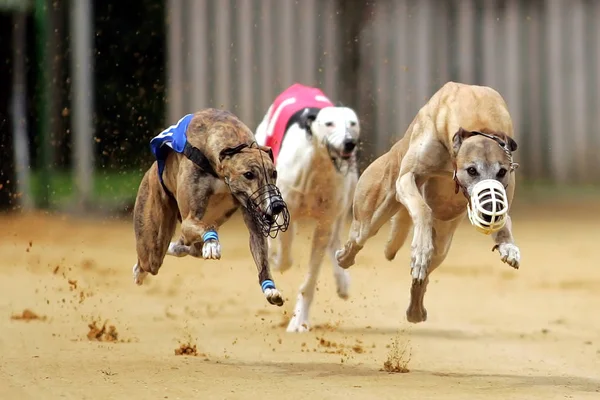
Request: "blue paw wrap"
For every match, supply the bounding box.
[203,230,219,242]
[261,280,275,292]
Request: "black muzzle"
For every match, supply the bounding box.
[246,183,290,238]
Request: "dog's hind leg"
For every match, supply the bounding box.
[287,222,332,332]
[384,206,412,261]
[328,218,350,300]
[133,166,179,285]
[269,222,295,272]
[335,194,400,269]
[406,216,462,323]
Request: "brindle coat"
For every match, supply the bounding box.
[132,108,285,306]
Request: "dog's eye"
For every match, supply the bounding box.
[467,167,479,177]
[497,168,507,178]
[325,122,334,127]
[272,170,277,180]
[243,171,255,180]
[350,121,357,127]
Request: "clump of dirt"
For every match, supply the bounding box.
[87,320,119,342]
[11,309,47,322]
[174,343,199,356]
[381,335,411,374]
[68,279,78,291]
[78,291,94,304]
[352,344,365,354]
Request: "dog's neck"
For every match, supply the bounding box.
[182,142,219,178]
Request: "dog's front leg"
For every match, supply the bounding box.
[242,209,284,307]
[327,218,350,300]
[492,215,520,269]
[396,172,434,283]
[287,222,332,332]
[178,217,222,260]
[168,206,238,259]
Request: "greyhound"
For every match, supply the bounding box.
[132,108,290,306]
[335,81,521,323]
[255,83,360,332]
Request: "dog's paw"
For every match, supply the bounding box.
[167,242,190,257]
[495,243,520,269]
[264,288,284,307]
[335,246,355,269]
[286,316,310,333]
[334,269,350,300]
[133,263,148,286]
[406,303,428,323]
[202,240,221,260]
[410,241,433,282]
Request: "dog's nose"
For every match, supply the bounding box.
[343,139,357,153]
[271,200,285,216]
[480,194,496,225]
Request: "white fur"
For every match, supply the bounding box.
[202,240,221,259]
[255,103,360,333]
[264,288,284,306]
[133,263,148,285]
[496,242,520,268]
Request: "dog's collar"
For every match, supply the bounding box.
[469,131,519,172]
[452,131,518,198]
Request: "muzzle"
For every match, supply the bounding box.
[245,183,290,238]
[466,179,509,235]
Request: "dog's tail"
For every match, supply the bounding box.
[383,208,412,262]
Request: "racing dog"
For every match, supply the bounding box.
[255,83,360,332]
[335,81,521,323]
[132,108,290,306]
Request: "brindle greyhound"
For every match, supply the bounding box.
[335,82,521,323]
[132,108,290,306]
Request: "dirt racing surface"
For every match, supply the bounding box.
[1,200,600,399]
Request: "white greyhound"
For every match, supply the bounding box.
[255,83,361,332]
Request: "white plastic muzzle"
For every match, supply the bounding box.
[467,179,509,235]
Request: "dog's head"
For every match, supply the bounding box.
[306,106,361,160]
[218,144,289,237]
[452,128,518,234]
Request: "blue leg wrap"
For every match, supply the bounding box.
[261,280,276,292]
[203,230,219,242]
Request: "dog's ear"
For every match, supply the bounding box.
[452,128,476,155]
[257,145,274,163]
[304,114,317,132]
[219,143,248,162]
[299,108,318,133]
[495,132,518,152]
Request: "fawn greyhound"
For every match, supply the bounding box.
[335,81,521,323]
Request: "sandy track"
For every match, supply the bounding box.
[1,200,599,399]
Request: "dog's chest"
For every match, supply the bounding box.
[202,180,237,224]
[288,164,351,219]
[421,177,468,221]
